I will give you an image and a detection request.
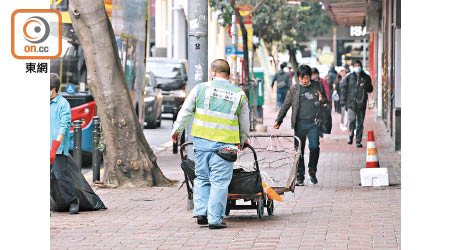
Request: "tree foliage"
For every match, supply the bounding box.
[210,1,333,73]
[295,2,333,42]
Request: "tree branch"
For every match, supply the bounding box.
[232,0,266,17]
[246,0,266,16]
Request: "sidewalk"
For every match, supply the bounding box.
[51,106,401,250]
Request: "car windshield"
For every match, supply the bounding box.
[146,61,183,78]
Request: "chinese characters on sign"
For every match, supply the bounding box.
[25,62,48,73]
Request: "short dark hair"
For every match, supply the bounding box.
[311,67,319,75]
[297,65,312,78]
[211,59,230,76]
[353,60,362,66]
[280,62,287,69]
[50,73,61,93]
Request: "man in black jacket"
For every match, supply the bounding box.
[274,65,328,185]
[340,60,373,148]
[327,65,337,108]
[271,62,291,108]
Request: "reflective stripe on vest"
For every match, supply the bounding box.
[191,81,244,144]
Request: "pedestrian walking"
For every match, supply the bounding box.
[341,60,373,148]
[311,67,330,101]
[271,62,291,109]
[171,59,250,229]
[50,73,79,214]
[327,65,338,108]
[287,62,296,85]
[332,67,345,112]
[273,65,328,186]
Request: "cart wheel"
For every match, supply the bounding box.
[267,199,274,216]
[257,198,264,219]
[225,205,230,216]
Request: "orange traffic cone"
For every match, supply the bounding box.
[366,131,380,168]
[262,181,284,202]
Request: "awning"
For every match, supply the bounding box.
[299,0,371,26]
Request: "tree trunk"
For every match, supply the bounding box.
[231,2,250,98]
[271,43,279,73]
[69,0,174,188]
[287,44,299,84]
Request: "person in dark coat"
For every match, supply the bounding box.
[273,65,328,186]
[332,67,346,113]
[271,62,291,108]
[340,60,373,148]
[327,65,337,108]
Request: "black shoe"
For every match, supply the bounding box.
[197,215,208,225]
[309,174,318,185]
[356,143,363,148]
[347,137,353,144]
[209,222,227,229]
[295,178,304,186]
[69,199,79,214]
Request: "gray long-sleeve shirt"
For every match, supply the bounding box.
[171,78,250,146]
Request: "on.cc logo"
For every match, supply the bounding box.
[11,9,61,60]
[23,16,50,44]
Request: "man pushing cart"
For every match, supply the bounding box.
[171,59,250,229]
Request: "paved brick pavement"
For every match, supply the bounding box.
[51,105,401,250]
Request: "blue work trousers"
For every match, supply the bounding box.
[193,150,233,225]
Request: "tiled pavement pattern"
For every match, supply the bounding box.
[51,104,401,250]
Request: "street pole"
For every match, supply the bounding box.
[92,116,101,183]
[186,0,208,210]
[231,14,238,85]
[145,0,152,58]
[168,0,173,58]
[73,120,82,169]
[363,38,367,69]
[333,27,337,66]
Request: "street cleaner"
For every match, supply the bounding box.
[50,73,79,214]
[50,73,106,214]
[171,59,250,229]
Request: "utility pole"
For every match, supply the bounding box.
[168,0,174,58]
[231,14,238,85]
[187,0,208,155]
[185,0,208,210]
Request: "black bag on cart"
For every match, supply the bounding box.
[50,155,107,212]
[228,170,264,195]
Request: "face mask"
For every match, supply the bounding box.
[311,75,319,81]
[50,90,53,97]
[354,66,361,73]
[283,67,289,73]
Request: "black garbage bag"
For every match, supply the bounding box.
[228,169,264,195]
[50,155,106,212]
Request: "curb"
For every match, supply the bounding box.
[83,141,173,179]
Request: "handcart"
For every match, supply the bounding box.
[179,134,301,219]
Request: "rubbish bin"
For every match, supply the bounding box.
[251,68,265,121]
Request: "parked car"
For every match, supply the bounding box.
[146,57,188,115]
[144,71,163,129]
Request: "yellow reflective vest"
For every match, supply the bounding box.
[191,80,247,144]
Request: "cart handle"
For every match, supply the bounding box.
[249,134,301,150]
[179,142,259,171]
[180,142,193,160]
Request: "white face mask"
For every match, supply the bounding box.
[283,67,289,73]
[50,90,53,97]
[354,66,361,73]
[311,75,319,81]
